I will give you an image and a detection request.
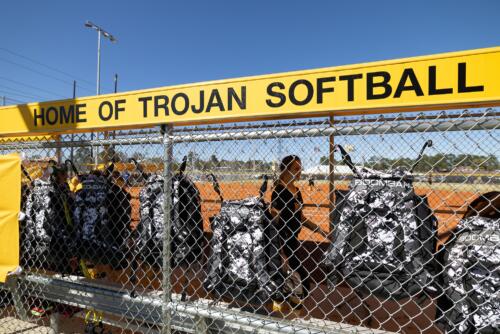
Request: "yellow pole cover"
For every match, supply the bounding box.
[0,154,21,283]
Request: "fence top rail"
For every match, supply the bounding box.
[0,111,497,150]
[0,46,499,137]
[105,108,498,136]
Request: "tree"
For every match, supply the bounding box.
[97,147,127,163]
[187,151,200,165]
[484,155,499,171]
[73,147,93,167]
[363,153,499,173]
[319,156,337,166]
[131,152,145,161]
[209,154,219,167]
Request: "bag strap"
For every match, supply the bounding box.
[410,140,433,173]
[62,200,73,228]
[334,144,361,178]
[21,164,32,182]
[335,140,432,177]
[259,175,269,201]
[179,156,187,176]
[104,162,115,178]
[209,173,223,202]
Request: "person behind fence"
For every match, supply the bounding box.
[270,155,328,309]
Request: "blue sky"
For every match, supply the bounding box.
[1,1,499,166]
[1,1,499,102]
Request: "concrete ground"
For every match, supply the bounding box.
[0,316,52,334]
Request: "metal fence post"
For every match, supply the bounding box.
[328,116,335,227]
[162,124,174,334]
[4,275,28,321]
[49,312,60,334]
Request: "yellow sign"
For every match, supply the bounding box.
[0,154,21,283]
[0,46,499,136]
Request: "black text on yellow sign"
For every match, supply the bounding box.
[31,62,483,125]
[265,62,484,107]
[0,46,499,136]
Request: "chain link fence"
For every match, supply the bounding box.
[0,108,498,333]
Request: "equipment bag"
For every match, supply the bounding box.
[325,141,440,299]
[137,157,204,268]
[73,164,131,270]
[19,164,33,268]
[438,214,499,333]
[22,163,76,272]
[204,175,284,304]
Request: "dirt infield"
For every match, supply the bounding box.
[129,180,483,243]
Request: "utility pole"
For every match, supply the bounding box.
[1,96,5,106]
[70,81,76,164]
[113,74,118,140]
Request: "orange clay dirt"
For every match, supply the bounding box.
[128,180,478,243]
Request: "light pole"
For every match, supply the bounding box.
[85,20,117,95]
[84,20,117,165]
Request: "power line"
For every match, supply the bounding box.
[0,89,40,101]
[0,56,95,94]
[0,56,74,85]
[7,97,25,103]
[0,47,96,89]
[3,96,25,104]
[0,76,68,99]
[0,83,51,100]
